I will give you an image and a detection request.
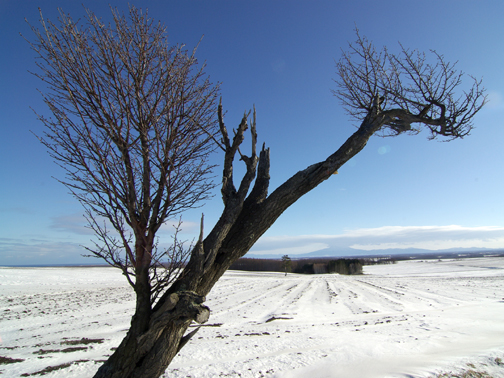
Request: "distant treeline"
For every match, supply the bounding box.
[229,256,396,275]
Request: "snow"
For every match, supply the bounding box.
[1,258,504,377]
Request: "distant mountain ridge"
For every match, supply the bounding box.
[246,246,504,260]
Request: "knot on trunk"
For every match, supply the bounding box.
[149,291,210,330]
[136,291,210,355]
[171,291,210,325]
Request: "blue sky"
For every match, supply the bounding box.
[1,0,504,265]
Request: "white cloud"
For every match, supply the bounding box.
[158,220,199,234]
[4,224,504,264]
[51,212,200,237]
[251,242,329,256]
[0,239,90,265]
[50,213,92,235]
[249,225,504,256]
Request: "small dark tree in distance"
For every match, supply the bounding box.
[281,255,292,276]
[29,5,486,376]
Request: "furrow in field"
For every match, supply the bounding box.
[207,277,306,323]
[325,277,390,316]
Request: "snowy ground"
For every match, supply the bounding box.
[1,258,504,377]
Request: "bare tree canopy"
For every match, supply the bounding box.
[28,7,485,377]
[334,30,486,139]
[26,6,220,304]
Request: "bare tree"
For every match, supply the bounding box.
[122,32,483,378]
[26,6,220,376]
[29,7,485,377]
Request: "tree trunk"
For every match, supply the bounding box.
[94,290,209,378]
[94,238,212,378]
[93,107,384,378]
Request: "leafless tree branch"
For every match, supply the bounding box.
[333,29,487,140]
[26,5,220,308]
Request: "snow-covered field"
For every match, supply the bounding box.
[1,258,504,377]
